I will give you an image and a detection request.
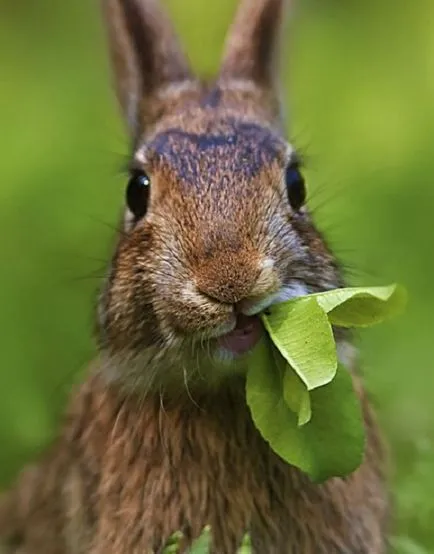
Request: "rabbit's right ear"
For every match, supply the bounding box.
[102,0,193,137]
[219,0,289,119]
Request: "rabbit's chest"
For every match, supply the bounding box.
[70,380,303,552]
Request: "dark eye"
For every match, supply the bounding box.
[126,170,150,220]
[285,164,306,211]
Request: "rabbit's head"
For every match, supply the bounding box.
[98,0,342,389]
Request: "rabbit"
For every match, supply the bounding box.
[0,0,390,552]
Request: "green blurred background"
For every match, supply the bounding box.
[0,0,433,551]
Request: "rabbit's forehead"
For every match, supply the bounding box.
[142,118,289,186]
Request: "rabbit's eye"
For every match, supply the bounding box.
[126,170,150,220]
[285,164,306,211]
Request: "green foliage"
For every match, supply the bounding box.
[262,297,337,390]
[163,527,251,553]
[247,285,404,481]
[313,284,407,327]
[189,528,212,554]
[247,340,365,482]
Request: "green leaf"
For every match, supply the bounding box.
[163,531,184,553]
[247,283,405,481]
[246,340,365,482]
[282,365,311,426]
[237,533,252,553]
[190,526,211,553]
[261,297,337,390]
[270,345,311,424]
[311,284,407,327]
[163,528,252,554]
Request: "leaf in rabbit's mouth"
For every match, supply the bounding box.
[216,314,263,356]
[246,283,407,482]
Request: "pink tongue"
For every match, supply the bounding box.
[218,315,263,356]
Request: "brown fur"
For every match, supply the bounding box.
[0,374,388,554]
[0,0,390,552]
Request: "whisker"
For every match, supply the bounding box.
[82,213,127,238]
[158,385,170,459]
[61,270,107,284]
[183,366,202,410]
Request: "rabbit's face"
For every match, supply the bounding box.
[97,89,341,384]
[98,0,342,387]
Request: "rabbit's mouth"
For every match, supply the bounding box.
[216,314,263,357]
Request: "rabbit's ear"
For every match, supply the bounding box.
[102,0,193,136]
[219,0,288,106]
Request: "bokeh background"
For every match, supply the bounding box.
[0,0,433,551]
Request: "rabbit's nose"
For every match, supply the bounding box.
[195,251,260,305]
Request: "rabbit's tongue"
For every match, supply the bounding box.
[217,314,263,357]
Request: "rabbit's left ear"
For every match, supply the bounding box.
[102,0,193,137]
[219,0,289,116]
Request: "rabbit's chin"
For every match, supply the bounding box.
[96,327,259,393]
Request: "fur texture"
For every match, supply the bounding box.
[0,375,388,554]
[0,0,390,552]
